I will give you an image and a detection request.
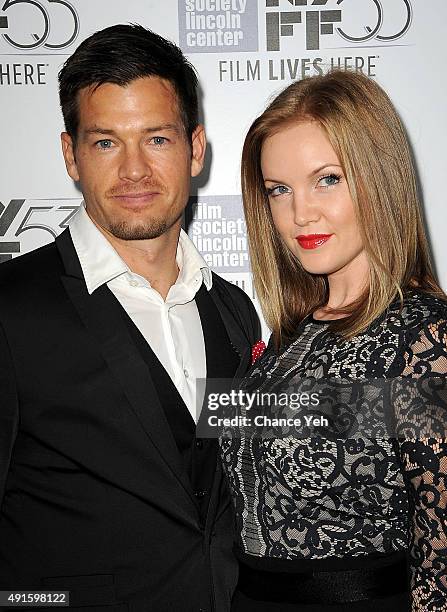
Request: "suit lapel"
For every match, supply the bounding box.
[195,284,251,531]
[56,230,197,509]
[207,283,252,379]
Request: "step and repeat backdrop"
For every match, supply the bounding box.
[1,0,446,334]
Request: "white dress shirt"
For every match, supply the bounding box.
[69,204,212,422]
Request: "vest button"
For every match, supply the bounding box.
[194,490,208,499]
[195,439,204,449]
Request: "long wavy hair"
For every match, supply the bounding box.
[241,70,444,346]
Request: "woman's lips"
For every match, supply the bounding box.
[296,234,333,249]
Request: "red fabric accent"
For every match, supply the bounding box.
[251,340,266,364]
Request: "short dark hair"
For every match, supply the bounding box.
[58,23,199,143]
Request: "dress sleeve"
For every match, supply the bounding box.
[398,316,447,610]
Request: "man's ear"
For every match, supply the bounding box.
[190,124,206,178]
[61,132,80,182]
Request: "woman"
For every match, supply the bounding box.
[220,70,447,611]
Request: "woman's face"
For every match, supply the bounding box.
[261,120,368,286]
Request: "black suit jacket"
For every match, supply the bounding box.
[0,230,261,612]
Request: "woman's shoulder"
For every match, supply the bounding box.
[403,288,446,316]
[386,289,447,333]
[385,290,447,377]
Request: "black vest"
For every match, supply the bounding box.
[122,283,240,525]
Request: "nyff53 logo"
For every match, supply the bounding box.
[265,0,412,51]
[0,0,79,50]
[0,199,79,262]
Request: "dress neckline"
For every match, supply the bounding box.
[310,314,342,324]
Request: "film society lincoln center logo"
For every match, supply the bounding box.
[178,0,258,52]
[178,0,412,53]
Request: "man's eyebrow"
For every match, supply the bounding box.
[83,123,182,136]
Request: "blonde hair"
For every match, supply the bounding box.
[241,70,444,346]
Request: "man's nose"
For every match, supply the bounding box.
[118,145,152,182]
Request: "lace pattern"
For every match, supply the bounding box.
[220,292,447,610]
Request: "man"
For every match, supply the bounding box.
[0,24,260,611]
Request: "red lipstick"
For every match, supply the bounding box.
[296,234,333,249]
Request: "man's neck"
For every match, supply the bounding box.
[93,219,181,301]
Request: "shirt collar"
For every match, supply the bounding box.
[69,204,212,295]
[177,227,212,292]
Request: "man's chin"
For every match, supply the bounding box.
[108,221,168,241]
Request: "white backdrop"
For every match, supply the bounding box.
[1,0,445,336]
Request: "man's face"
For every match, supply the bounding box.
[61,76,205,241]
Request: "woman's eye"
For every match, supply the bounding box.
[96,139,113,149]
[318,174,341,188]
[266,185,290,197]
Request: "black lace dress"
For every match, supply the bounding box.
[220,291,447,611]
